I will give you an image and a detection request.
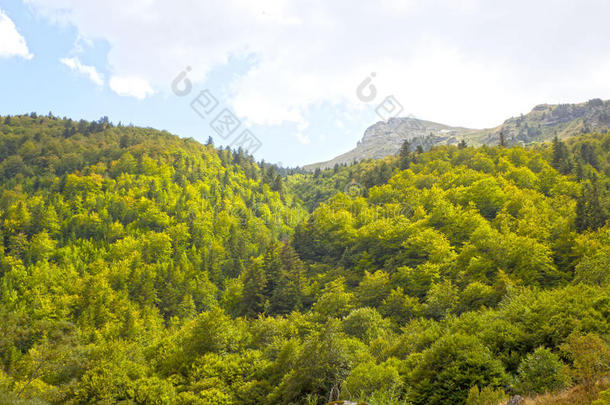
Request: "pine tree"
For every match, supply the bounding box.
[399,139,411,157]
[271,245,307,314]
[241,257,267,317]
[272,174,283,192]
[262,242,283,297]
[552,136,572,174]
[399,139,412,169]
[576,178,605,232]
[575,158,585,181]
[579,142,599,169]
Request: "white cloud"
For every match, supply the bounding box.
[109,75,154,99]
[295,132,311,145]
[24,0,610,128]
[0,9,33,59]
[60,56,104,86]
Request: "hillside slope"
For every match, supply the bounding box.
[306,99,610,170]
[0,114,609,405]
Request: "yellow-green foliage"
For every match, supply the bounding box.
[0,114,609,404]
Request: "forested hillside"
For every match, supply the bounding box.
[0,114,609,404]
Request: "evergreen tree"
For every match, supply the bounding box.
[241,257,267,317]
[399,139,412,169]
[551,136,572,174]
[579,142,599,169]
[575,178,605,232]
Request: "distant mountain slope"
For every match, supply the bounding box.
[305,98,610,170]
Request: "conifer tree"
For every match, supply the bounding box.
[399,139,412,169]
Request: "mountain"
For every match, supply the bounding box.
[305,98,610,170]
[1,113,609,405]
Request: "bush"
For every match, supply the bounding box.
[458,282,497,313]
[516,347,570,395]
[561,333,610,391]
[342,307,390,342]
[592,389,610,405]
[465,385,508,405]
[343,360,401,399]
[408,334,508,405]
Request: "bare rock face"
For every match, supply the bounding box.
[359,117,464,155]
[304,99,610,171]
[305,116,471,170]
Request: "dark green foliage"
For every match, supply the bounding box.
[400,139,412,170]
[576,178,605,232]
[552,136,573,174]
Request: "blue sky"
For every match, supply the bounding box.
[1,0,610,166]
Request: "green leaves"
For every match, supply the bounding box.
[408,334,508,405]
[516,347,570,395]
[0,115,609,404]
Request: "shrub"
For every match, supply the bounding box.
[465,385,508,405]
[516,347,570,395]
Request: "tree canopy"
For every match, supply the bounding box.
[0,113,609,404]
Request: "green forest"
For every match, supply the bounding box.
[0,113,609,404]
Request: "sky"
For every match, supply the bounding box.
[1,0,610,166]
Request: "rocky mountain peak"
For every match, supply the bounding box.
[305,99,610,171]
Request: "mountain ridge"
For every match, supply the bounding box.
[305,98,610,170]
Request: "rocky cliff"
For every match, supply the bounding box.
[305,99,610,170]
